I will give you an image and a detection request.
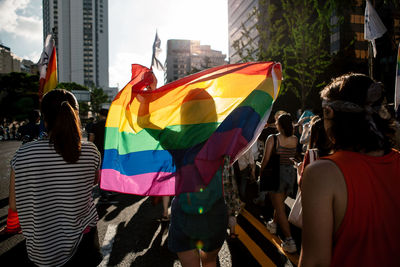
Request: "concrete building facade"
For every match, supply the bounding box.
[165,40,226,83]
[0,44,37,74]
[228,0,259,63]
[42,0,109,89]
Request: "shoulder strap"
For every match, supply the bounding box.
[273,134,277,153]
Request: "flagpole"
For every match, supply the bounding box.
[150,31,157,69]
[368,42,374,79]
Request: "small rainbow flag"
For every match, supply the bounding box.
[38,34,58,99]
[100,62,282,195]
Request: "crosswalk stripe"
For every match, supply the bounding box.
[240,209,299,266]
[98,224,117,266]
[236,224,276,267]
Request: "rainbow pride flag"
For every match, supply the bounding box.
[100,62,282,196]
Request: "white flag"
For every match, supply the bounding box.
[395,42,400,112]
[151,32,165,71]
[364,0,387,57]
[38,34,55,80]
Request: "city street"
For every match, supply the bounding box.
[0,141,298,266]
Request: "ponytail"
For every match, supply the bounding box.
[41,89,82,163]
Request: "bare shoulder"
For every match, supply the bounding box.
[302,159,344,192]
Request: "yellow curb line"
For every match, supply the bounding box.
[236,224,276,267]
[240,208,299,266]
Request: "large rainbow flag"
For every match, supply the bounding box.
[100,62,282,196]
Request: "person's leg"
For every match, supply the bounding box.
[270,192,291,238]
[199,247,221,267]
[177,249,201,267]
[162,196,170,217]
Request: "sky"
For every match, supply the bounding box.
[0,0,228,89]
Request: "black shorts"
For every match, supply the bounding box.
[168,197,228,253]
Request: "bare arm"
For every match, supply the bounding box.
[260,135,275,172]
[9,169,17,212]
[299,160,343,267]
[88,133,95,142]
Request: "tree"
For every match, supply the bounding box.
[57,82,89,92]
[0,72,39,120]
[233,0,342,109]
[90,87,109,116]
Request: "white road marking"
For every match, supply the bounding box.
[98,224,117,267]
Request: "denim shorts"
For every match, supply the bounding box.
[270,164,296,195]
[168,197,228,253]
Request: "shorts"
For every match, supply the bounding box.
[270,164,296,195]
[168,197,228,253]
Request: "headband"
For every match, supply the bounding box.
[322,82,390,144]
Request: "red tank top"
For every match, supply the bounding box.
[326,149,400,267]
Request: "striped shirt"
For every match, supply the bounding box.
[276,140,297,165]
[11,140,100,267]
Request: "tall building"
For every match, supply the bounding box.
[165,40,227,83]
[42,0,109,89]
[228,0,260,63]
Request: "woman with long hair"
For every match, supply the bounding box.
[260,113,298,253]
[9,89,102,266]
[299,73,400,266]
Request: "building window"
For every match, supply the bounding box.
[350,14,364,24]
[355,32,364,41]
[355,49,368,59]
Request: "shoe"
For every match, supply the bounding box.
[228,233,239,239]
[281,237,297,253]
[266,220,277,234]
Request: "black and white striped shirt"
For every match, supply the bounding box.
[11,140,100,267]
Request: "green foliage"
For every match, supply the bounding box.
[90,87,109,116]
[57,82,89,91]
[233,0,343,109]
[56,82,109,116]
[0,72,39,120]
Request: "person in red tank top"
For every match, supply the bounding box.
[299,73,400,267]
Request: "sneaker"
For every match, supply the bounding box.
[281,237,297,253]
[266,220,277,234]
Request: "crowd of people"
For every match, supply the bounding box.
[3,72,400,267]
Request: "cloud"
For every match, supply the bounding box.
[0,0,42,42]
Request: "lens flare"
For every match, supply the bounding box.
[198,206,204,214]
[196,240,204,250]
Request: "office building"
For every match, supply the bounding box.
[165,40,227,83]
[0,44,37,74]
[228,0,260,63]
[42,0,109,89]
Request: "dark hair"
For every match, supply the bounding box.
[28,110,40,122]
[41,89,82,163]
[320,73,394,153]
[277,113,293,137]
[308,116,331,157]
[99,108,109,117]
